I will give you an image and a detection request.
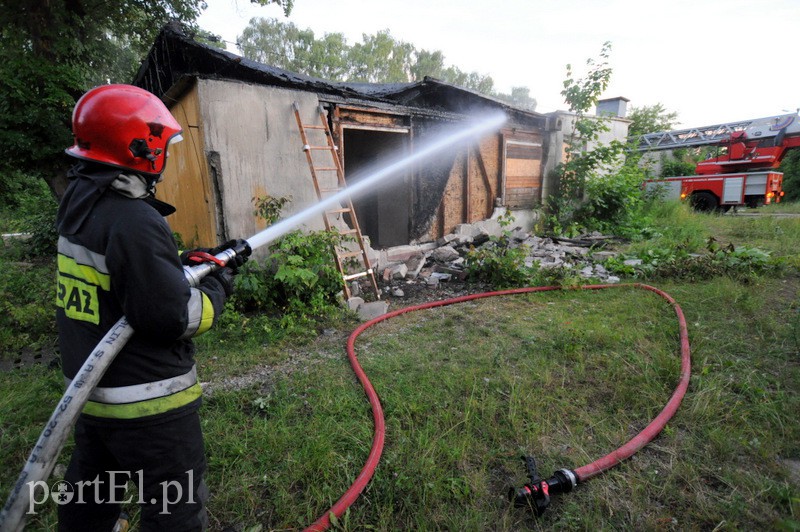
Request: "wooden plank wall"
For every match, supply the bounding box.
[157,82,218,247]
[433,132,504,239]
[504,132,543,209]
[468,134,501,222]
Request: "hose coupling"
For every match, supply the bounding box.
[508,455,577,515]
[230,239,253,259]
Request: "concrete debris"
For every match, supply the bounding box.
[350,281,362,297]
[355,300,391,321]
[382,263,408,280]
[347,297,364,311]
[431,245,460,263]
[406,253,427,279]
[351,221,627,309]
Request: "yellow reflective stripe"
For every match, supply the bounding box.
[58,254,111,291]
[56,274,100,325]
[197,292,215,335]
[82,383,202,419]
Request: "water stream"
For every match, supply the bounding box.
[246,111,507,251]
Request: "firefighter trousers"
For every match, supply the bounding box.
[58,409,208,531]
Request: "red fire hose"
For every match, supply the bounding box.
[304,283,691,530]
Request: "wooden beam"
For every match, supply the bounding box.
[464,150,471,222]
[472,143,493,218]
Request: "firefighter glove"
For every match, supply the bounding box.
[180,247,212,265]
[209,267,236,297]
[210,239,250,271]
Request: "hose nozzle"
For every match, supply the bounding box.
[183,240,253,287]
[508,455,577,515]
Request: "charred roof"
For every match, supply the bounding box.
[133,22,545,128]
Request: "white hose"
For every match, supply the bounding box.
[0,255,228,531]
[0,317,134,531]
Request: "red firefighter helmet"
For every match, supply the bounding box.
[66,84,183,175]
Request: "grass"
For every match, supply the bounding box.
[0,201,798,530]
[200,278,799,530]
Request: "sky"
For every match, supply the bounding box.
[197,0,800,130]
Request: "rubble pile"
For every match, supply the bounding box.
[351,222,630,309]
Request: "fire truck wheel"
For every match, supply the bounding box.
[690,192,718,212]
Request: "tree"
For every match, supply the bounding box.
[410,49,447,80]
[627,103,680,139]
[237,18,497,93]
[494,86,537,112]
[238,17,351,80]
[240,18,318,74]
[779,148,800,202]
[0,0,292,202]
[348,30,416,83]
[545,41,626,234]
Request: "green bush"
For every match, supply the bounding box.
[465,239,533,289]
[603,239,775,282]
[466,212,536,288]
[0,254,57,359]
[661,159,696,177]
[573,164,651,237]
[0,171,53,212]
[232,229,347,322]
[21,206,58,259]
[779,149,800,202]
[0,171,56,242]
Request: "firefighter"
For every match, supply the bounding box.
[55,84,245,531]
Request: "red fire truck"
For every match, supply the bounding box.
[640,113,798,211]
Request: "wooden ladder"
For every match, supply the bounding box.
[292,102,380,300]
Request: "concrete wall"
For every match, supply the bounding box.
[159,79,339,251]
[199,79,336,245]
[540,111,631,201]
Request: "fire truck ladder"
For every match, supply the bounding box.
[635,113,798,152]
[636,119,757,151]
[292,102,380,300]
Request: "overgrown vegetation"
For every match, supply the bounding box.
[780,149,800,202]
[3,201,798,529]
[544,42,646,238]
[212,195,353,344]
[0,188,59,359]
[234,230,346,318]
[0,255,58,361]
[465,211,536,288]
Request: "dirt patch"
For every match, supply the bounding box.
[379,278,494,309]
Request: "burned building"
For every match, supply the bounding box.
[133,23,553,251]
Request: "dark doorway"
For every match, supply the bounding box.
[343,128,410,248]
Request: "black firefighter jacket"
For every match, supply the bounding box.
[55,163,227,423]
